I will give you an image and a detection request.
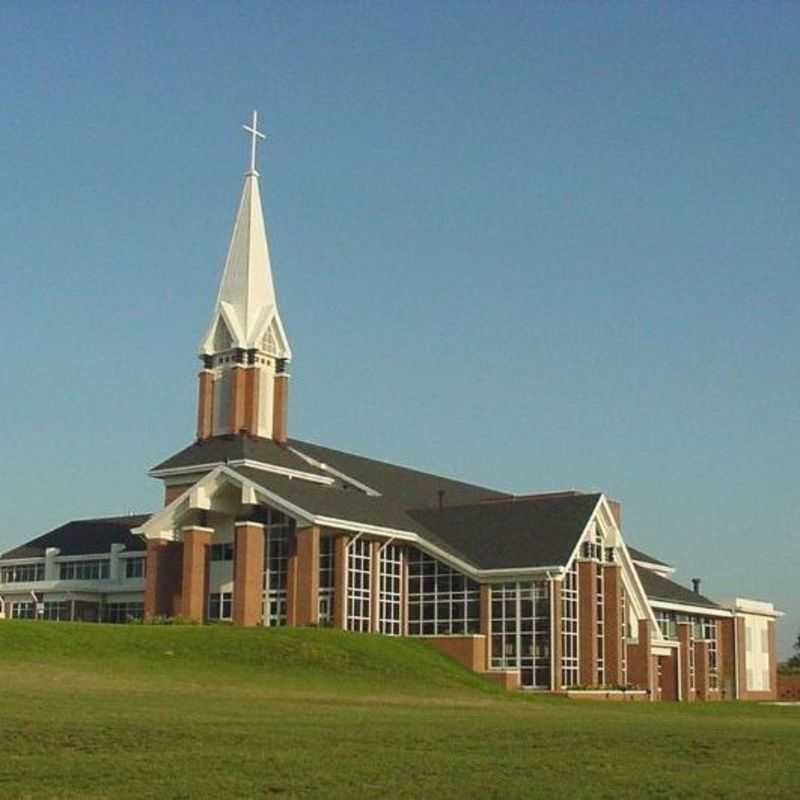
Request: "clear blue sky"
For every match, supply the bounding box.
[0,3,797,656]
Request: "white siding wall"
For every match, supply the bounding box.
[257,365,275,438]
[744,615,770,691]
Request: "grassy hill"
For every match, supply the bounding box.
[0,621,798,799]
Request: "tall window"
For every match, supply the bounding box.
[620,587,628,684]
[103,602,144,623]
[561,563,579,687]
[208,592,233,620]
[407,548,479,636]
[263,510,292,627]
[490,582,550,688]
[1,563,45,583]
[702,617,719,690]
[378,544,402,635]
[43,601,71,621]
[596,567,605,684]
[10,601,36,619]
[59,560,110,581]
[125,557,146,579]
[347,538,371,632]
[318,536,335,625]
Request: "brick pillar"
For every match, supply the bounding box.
[661,650,679,701]
[332,535,349,630]
[230,366,247,434]
[370,541,380,633]
[735,616,747,699]
[578,560,598,685]
[293,526,320,626]
[695,639,710,701]
[144,539,183,619]
[719,616,736,699]
[196,369,214,440]
[603,565,623,686]
[181,526,212,622]
[626,618,652,696]
[232,522,265,626]
[273,374,289,443]
[550,578,562,691]
[678,622,693,702]
[480,584,491,671]
[243,367,260,434]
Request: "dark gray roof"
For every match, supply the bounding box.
[634,564,719,609]
[289,438,506,509]
[407,493,602,570]
[627,546,671,568]
[1,515,151,560]
[152,435,327,476]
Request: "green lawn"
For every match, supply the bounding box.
[0,621,797,799]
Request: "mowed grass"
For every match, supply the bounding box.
[0,622,798,799]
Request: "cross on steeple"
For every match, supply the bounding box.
[242,110,266,175]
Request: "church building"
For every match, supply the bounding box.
[0,114,781,701]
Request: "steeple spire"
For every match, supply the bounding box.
[196,112,292,443]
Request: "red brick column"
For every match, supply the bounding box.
[550,578,562,691]
[603,565,623,686]
[273,374,289,443]
[626,618,652,696]
[578,560,598,685]
[480,584,492,671]
[400,549,409,636]
[293,526,320,626]
[230,366,247,434]
[677,622,693,702]
[719,616,736,699]
[332,535,349,630]
[370,541,380,633]
[243,367,261,434]
[695,639,710,701]
[196,369,214,440]
[181,526,212,622]
[144,539,183,619]
[232,522,265,626]
[660,651,679,701]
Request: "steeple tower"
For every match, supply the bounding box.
[196,112,291,442]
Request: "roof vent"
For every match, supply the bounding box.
[437,489,445,511]
[692,578,702,594]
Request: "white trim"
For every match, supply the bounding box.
[649,599,733,619]
[631,559,675,576]
[181,525,215,534]
[150,459,333,486]
[234,521,266,530]
[287,446,382,496]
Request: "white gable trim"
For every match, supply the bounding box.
[649,600,733,619]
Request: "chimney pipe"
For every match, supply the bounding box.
[437,490,445,511]
[692,578,701,594]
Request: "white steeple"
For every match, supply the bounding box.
[200,111,291,360]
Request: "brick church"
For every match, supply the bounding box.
[0,114,781,701]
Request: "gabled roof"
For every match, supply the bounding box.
[407,493,602,570]
[627,546,672,568]
[1,515,150,561]
[634,564,719,609]
[151,435,327,476]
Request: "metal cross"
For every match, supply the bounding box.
[243,110,266,174]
